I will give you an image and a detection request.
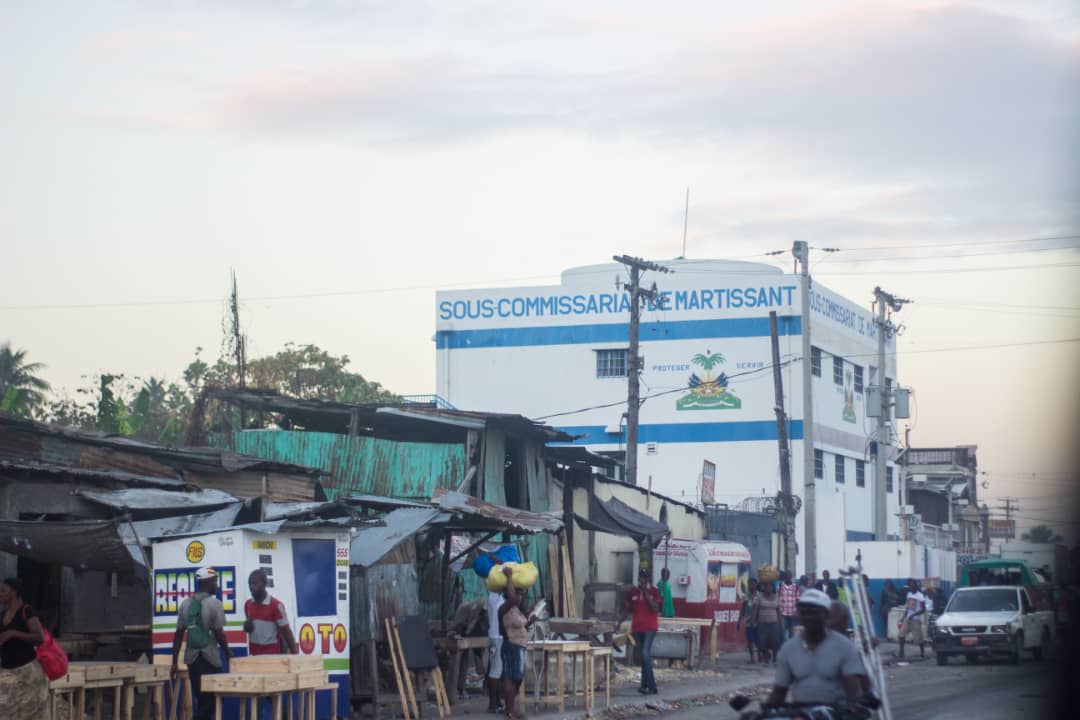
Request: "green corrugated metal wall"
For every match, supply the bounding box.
[218,430,466,500]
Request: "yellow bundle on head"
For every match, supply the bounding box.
[485,561,539,592]
[758,563,779,584]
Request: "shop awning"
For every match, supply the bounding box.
[350,507,441,568]
[574,495,669,544]
[431,488,564,534]
[0,519,144,575]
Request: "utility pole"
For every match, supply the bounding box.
[769,311,795,572]
[997,497,1019,520]
[229,269,246,389]
[900,425,911,540]
[613,255,672,488]
[793,241,816,575]
[872,286,910,541]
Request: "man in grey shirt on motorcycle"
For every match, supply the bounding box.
[765,589,866,707]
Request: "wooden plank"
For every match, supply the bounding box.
[230,655,324,674]
[50,666,87,690]
[134,665,172,683]
[385,618,411,720]
[71,661,138,682]
[561,543,577,617]
[547,543,561,616]
[294,669,329,690]
[390,618,419,720]
[201,673,296,694]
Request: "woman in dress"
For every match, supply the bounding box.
[0,577,48,720]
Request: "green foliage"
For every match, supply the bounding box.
[1021,524,1063,544]
[0,342,51,418]
[40,342,398,439]
[691,350,725,380]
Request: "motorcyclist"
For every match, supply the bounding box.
[764,589,866,707]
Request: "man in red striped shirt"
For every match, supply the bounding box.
[243,569,297,656]
[778,572,799,640]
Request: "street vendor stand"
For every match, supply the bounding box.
[640,538,752,656]
[151,526,351,720]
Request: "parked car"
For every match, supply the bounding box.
[931,585,1053,666]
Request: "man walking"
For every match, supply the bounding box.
[778,572,799,640]
[621,567,660,695]
[171,568,232,720]
[898,579,926,659]
[657,568,676,618]
[816,570,839,600]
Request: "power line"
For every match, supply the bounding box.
[533,359,797,421]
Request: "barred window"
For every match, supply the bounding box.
[833,355,844,385]
[835,455,845,484]
[814,449,824,479]
[856,460,865,487]
[595,349,628,378]
[811,347,822,377]
[853,365,864,394]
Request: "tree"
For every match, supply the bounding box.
[0,342,51,418]
[1021,524,1063,543]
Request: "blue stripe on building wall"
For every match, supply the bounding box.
[436,315,802,349]
[551,420,804,445]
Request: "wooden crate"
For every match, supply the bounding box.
[134,664,172,682]
[230,655,324,674]
[50,666,87,690]
[70,661,138,682]
[294,669,329,690]
[201,673,296,694]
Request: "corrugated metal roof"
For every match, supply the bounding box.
[0,412,321,477]
[119,505,244,545]
[350,507,441,567]
[0,459,186,488]
[222,430,466,501]
[432,488,563,534]
[77,487,239,511]
[0,519,143,574]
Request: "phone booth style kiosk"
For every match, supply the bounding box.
[152,527,351,719]
[646,538,752,652]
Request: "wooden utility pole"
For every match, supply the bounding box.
[872,286,910,540]
[613,255,671,488]
[769,311,795,571]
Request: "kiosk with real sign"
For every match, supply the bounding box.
[151,527,351,719]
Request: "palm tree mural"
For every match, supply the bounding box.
[0,342,50,418]
[691,351,725,381]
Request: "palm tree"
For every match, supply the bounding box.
[0,342,50,417]
[1021,524,1063,543]
[691,351,725,382]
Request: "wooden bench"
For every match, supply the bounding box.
[50,665,87,720]
[523,640,593,713]
[152,653,192,720]
[590,647,612,708]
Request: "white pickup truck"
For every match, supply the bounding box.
[931,585,1053,665]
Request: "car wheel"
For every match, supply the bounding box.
[1032,628,1050,661]
[936,652,948,666]
[965,653,978,664]
[1009,633,1023,666]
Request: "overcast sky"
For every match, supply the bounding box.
[2,1,1078,541]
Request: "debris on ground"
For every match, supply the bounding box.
[600,685,772,719]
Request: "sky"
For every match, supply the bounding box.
[2,1,1078,542]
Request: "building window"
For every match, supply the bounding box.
[853,365,864,394]
[886,466,894,493]
[835,455,845,484]
[814,449,824,479]
[811,346,822,377]
[833,355,844,385]
[856,460,865,487]
[595,349,628,378]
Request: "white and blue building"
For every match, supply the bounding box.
[435,258,900,574]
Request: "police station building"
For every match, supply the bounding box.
[435,258,899,573]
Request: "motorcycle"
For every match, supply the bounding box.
[728,693,882,720]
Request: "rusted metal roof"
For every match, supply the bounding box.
[432,488,563,534]
[203,388,572,443]
[0,459,186,488]
[76,487,239,512]
[350,507,441,567]
[0,412,322,478]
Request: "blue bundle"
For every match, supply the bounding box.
[473,545,521,577]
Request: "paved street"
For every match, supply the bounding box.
[631,651,1059,720]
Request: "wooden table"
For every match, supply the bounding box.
[50,666,87,720]
[126,664,171,720]
[590,647,612,708]
[202,673,296,720]
[152,654,191,720]
[659,617,718,667]
[435,634,489,704]
[523,640,592,713]
[70,661,138,720]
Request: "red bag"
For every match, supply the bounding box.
[22,606,69,680]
